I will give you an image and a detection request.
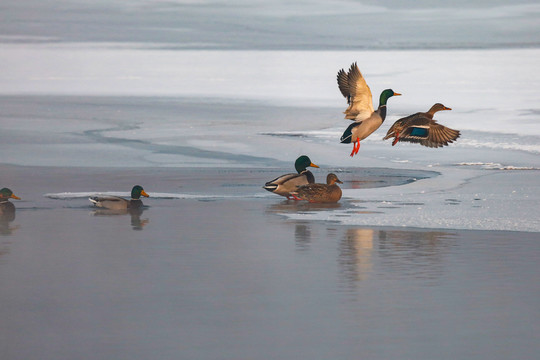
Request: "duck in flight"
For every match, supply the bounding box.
[337,62,401,156]
[383,103,460,147]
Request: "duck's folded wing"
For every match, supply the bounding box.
[342,63,374,121]
[294,183,326,197]
[264,173,299,187]
[89,196,126,206]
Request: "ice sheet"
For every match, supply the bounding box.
[1,46,539,232]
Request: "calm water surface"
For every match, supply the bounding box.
[1,194,538,360]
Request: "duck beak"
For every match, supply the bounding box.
[310,163,320,168]
[140,190,149,197]
[393,92,402,96]
[11,194,21,200]
[336,178,343,184]
[443,106,452,111]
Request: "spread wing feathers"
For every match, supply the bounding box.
[337,69,350,103]
[396,121,461,148]
[383,113,426,140]
[337,63,374,121]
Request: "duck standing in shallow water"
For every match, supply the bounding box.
[291,173,343,203]
[89,185,149,210]
[0,188,21,219]
[263,155,319,199]
[337,62,401,156]
[383,103,460,147]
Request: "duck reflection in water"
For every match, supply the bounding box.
[91,207,149,231]
[0,188,21,235]
[341,227,457,285]
[339,228,375,283]
[266,199,342,214]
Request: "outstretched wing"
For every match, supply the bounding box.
[343,63,374,121]
[337,68,350,104]
[396,118,460,148]
[383,113,427,141]
[420,123,461,148]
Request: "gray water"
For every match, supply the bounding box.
[1,166,539,360]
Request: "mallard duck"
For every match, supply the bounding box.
[0,188,20,217]
[291,173,343,203]
[263,155,319,199]
[337,62,401,156]
[89,185,149,210]
[383,103,460,147]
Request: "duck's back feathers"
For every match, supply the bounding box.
[89,196,144,210]
[264,170,315,197]
[294,183,343,203]
[292,173,343,203]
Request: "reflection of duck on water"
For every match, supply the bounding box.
[339,228,374,283]
[92,207,149,231]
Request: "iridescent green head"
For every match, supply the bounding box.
[131,185,149,199]
[0,188,20,200]
[379,89,401,106]
[294,155,320,173]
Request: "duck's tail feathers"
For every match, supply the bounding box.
[89,197,102,207]
[340,122,359,143]
[263,183,278,192]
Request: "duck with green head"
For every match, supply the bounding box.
[89,185,149,210]
[0,188,21,217]
[337,62,401,156]
[263,155,319,199]
[383,103,460,147]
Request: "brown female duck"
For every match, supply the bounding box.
[383,103,460,148]
[291,173,343,203]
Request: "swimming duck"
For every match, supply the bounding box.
[263,155,319,199]
[383,103,460,148]
[89,185,149,210]
[291,173,343,203]
[337,62,401,156]
[0,188,20,217]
